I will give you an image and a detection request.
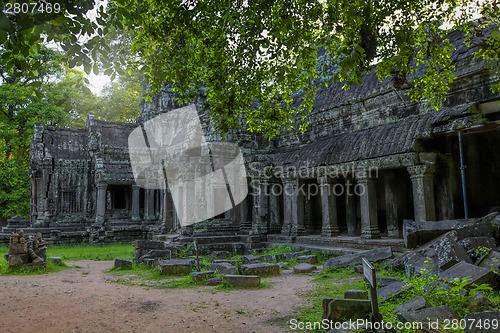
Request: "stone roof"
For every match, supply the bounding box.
[43,128,88,160]
[94,119,136,148]
[269,104,472,168]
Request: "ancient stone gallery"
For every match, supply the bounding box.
[23,29,500,246]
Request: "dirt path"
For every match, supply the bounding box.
[0,261,314,333]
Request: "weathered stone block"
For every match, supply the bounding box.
[397,305,459,330]
[395,296,430,314]
[208,263,238,275]
[464,311,500,333]
[478,251,500,273]
[467,292,495,312]
[298,255,318,264]
[459,237,497,253]
[323,246,392,269]
[377,276,401,287]
[344,289,368,300]
[223,275,260,287]
[158,259,193,275]
[48,256,62,265]
[293,263,316,274]
[190,271,215,282]
[404,215,495,248]
[438,261,495,286]
[213,259,238,264]
[403,231,472,276]
[378,281,408,302]
[240,263,280,276]
[211,251,231,259]
[205,277,223,286]
[114,258,132,269]
[322,298,371,323]
[243,255,261,264]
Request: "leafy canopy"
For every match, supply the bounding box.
[1,1,500,138]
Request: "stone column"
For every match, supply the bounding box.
[357,175,380,239]
[145,189,155,221]
[268,182,282,234]
[408,164,436,222]
[95,183,107,223]
[281,178,293,235]
[384,173,399,237]
[163,189,175,231]
[290,178,305,236]
[345,177,357,236]
[252,179,269,234]
[131,185,140,221]
[318,176,340,237]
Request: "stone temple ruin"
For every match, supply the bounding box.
[5,230,47,267]
[1,28,500,254]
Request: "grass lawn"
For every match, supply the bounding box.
[0,242,133,276]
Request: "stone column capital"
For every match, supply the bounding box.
[132,184,140,190]
[408,164,435,179]
[97,183,107,190]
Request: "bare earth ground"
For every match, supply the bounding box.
[0,261,314,333]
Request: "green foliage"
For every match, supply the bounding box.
[107,0,500,138]
[257,244,295,256]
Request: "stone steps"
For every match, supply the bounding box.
[268,234,404,252]
[264,242,365,256]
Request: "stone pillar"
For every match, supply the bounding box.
[318,176,340,237]
[357,175,380,239]
[290,178,305,236]
[268,183,282,234]
[163,189,175,231]
[131,185,140,221]
[252,179,269,234]
[408,164,436,222]
[345,177,357,236]
[384,173,399,237]
[145,189,155,220]
[95,183,107,223]
[281,179,293,235]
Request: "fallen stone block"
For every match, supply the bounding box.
[48,257,62,265]
[298,255,318,264]
[397,305,459,330]
[293,263,316,274]
[459,237,497,253]
[114,258,132,269]
[438,261,495,286]
[190,271,215,282]
[133,240,165,258]
[377,276,401,288]
[242,255,261,264]
[323,246,392,269]
[395,296,430,314]
[403,231,472,276]
[378,281,408,302]
[464,311,500,333]
[467,291,495,312]
[208,262,238,275]
[404,214,496,248]
[344,289,368,300]
[139,249,172,261]
[478,251,500,273]
[158,259,193,275]
[211,251,231,259]
[213,259,238,264]
[240,263,280,276]
[322,298,371,323]
[205,277,223,286]
[223,275,260,287]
